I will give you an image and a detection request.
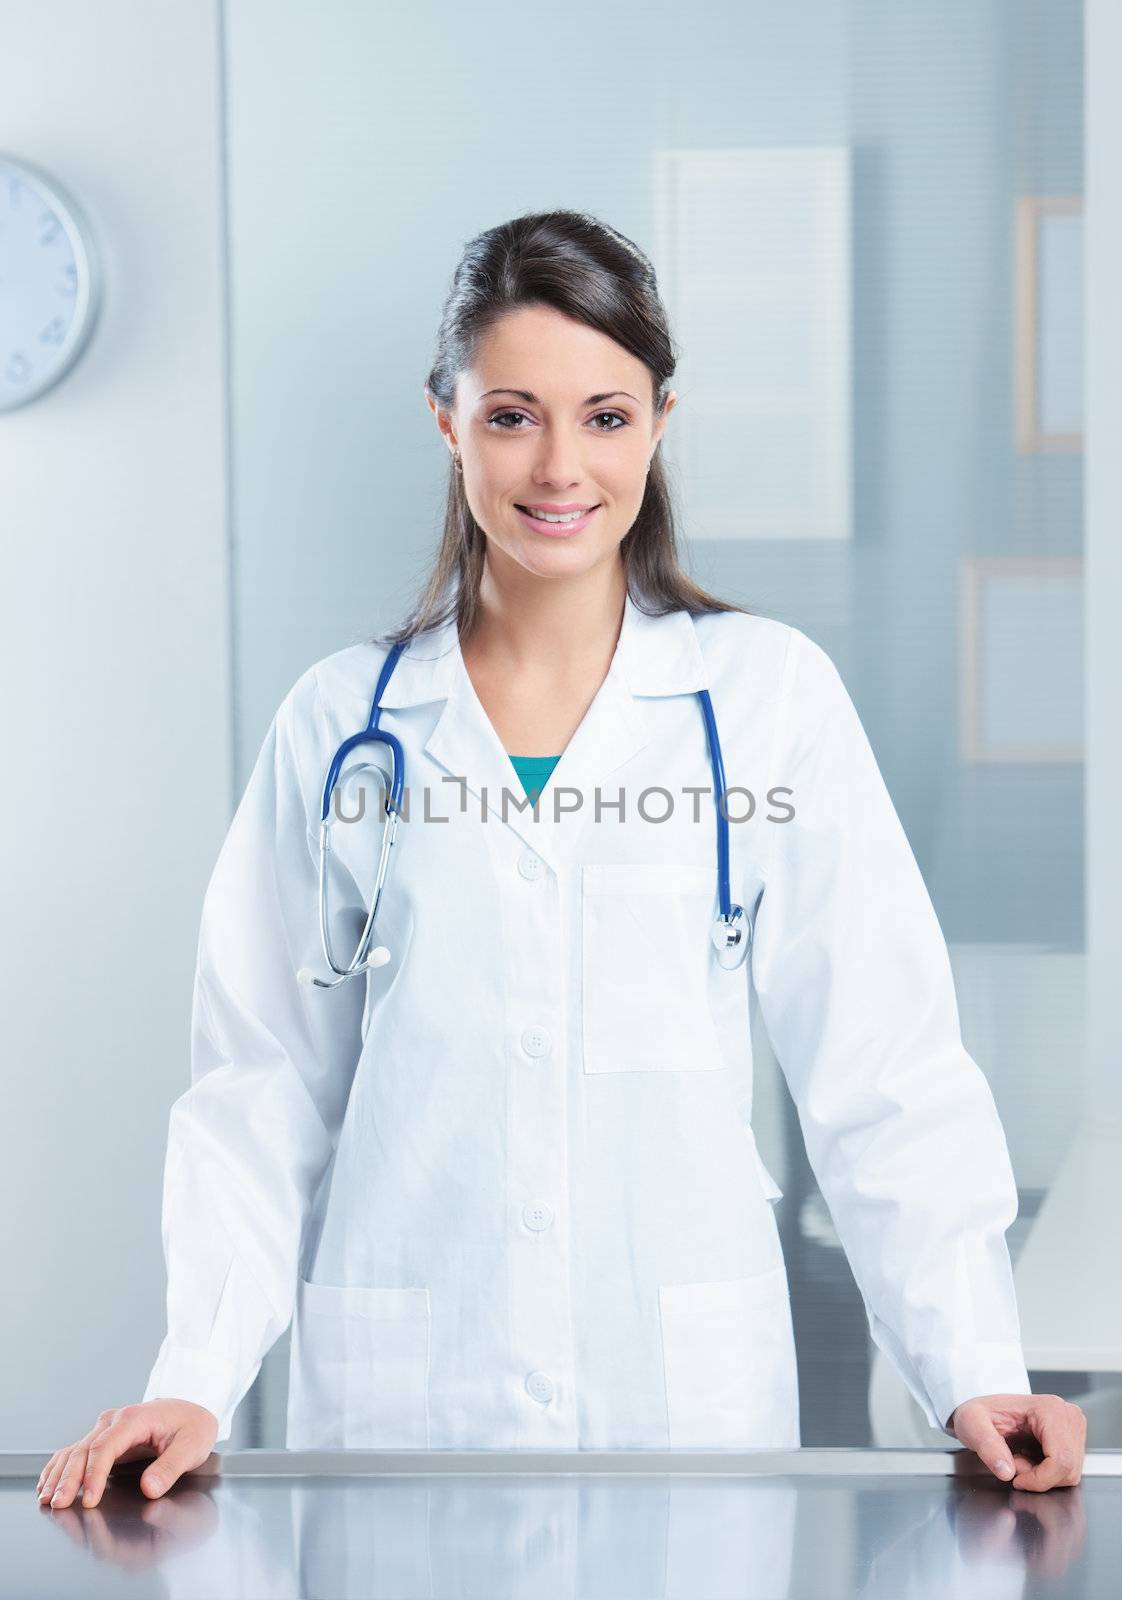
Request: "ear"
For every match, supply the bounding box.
[654,389,679,445]
[425,388,458,451]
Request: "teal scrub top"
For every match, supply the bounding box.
[508,754,561,806]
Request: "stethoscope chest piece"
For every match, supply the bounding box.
[711,905,751,970]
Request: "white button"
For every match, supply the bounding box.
[521,1026,552,1058]
[522,1202,554,1232]
[526,1371,554,1404]
[518,849,545,880]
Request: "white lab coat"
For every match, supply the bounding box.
[143,591,1031,1448]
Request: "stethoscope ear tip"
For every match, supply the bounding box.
[367,946,391,969]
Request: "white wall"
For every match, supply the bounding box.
[0,2,233,1448]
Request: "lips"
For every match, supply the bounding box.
[514,504,601,537]
[516,504,598,514]
[515,504,599,517]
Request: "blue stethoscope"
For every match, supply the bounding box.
[298,634,751,989]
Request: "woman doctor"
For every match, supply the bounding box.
[39,209,1085,1511]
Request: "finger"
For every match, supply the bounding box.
[38,1411,111,1501]
[42,1445,82,1506]
[75,1429,121,1509]
[1010,1405,1080,1492]
[36,1449,63,1497]
[962,1414,1017,1482]
[1011,1438,1081,1491]
[36,1450,63,1500]
[139,1429,205,1498]
[48,1443,91,1509]
[79,1415,157,1508]
[1012,1455,1067,1491]
[39,1451,68,1503]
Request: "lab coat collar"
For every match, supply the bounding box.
[378,590,710,870]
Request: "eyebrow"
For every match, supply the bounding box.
[479,388,640,406]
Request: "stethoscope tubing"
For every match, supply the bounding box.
[306,633,749,988]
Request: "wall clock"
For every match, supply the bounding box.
[1,154,101,413]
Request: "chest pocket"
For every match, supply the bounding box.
[581,862,728,1073]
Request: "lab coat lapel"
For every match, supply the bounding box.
[546,593,711,862]
[533,662,647,863]
[424,661,564,867]
[376,615,561,865]
[377,591,709,872]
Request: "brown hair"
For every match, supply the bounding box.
[374,208,758,649]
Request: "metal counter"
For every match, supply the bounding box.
[3,1447,1120,1598]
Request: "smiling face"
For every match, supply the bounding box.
[427,303,676,582]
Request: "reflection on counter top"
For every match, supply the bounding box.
[4,1448,1120,1599]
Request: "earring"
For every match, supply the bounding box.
[452,449,463,473]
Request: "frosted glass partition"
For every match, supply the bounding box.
[653,146,854,540]
[222,0,1093,1447]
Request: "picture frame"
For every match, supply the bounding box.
[959,556,1083,763]
[1014,195,1083,453]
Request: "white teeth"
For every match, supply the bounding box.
[520,506,592,524]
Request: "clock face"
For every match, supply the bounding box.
[0,156,100,412]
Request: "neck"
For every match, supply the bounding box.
[464,557,629,680]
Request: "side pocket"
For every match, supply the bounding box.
[287,1278,431,1449]
[658,1266,799,1447]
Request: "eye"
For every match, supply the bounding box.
[485,409,630,432]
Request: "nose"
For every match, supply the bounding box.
[530,428,586,489]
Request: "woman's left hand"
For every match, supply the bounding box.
[947,1394,1087,1490]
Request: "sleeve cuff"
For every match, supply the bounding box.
[142,1339,259,1445]
[913,1344,1033,1438]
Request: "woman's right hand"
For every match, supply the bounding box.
[36,1400,219,1508]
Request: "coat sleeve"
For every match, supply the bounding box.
[749,627,1031,1435]
[142,667,365,1441]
